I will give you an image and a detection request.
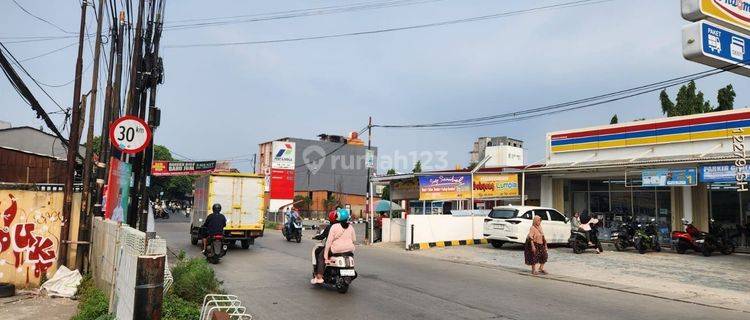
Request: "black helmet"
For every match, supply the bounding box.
[212,203,222,213]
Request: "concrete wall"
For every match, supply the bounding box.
[381,218,406,243]
[405,215,485,248]
[0,189,80,288]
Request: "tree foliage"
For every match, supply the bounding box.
[380,168,397,200]
[610,114,618,124]
[660,81,735,117]
[412,160,422,173]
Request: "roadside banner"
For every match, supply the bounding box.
[700,164,750,182]
[642,168,698,187]
[473,174,519,198]
[105,157,132,222]
[151,160,216,176]
[390,178,419,200]
[418,174,472,200]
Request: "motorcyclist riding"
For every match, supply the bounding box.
[202,203,227,253]
[311,209,354,284]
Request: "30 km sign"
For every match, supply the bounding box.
[109,115,152,154]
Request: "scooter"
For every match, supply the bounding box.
[708,219,735,255]
[671,219,710,256]
[569,218,603,254]
[310,236,357,294]
[282,216,303,243]
[611,218,637,251]
[633,218,661,254]
[203,233,228,264]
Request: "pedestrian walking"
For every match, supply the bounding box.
[524,215,548,275]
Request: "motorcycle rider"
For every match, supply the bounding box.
[570,211,582,231]
[311,211,339,284]
[202,203,227,253]
[322,209,356,271]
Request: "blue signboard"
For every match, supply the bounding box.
[683,20,750,77]
[701,22,748,64]
[642,168,697,187]
[700,164,750,183]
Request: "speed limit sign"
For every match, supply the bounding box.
[109,115,152,154]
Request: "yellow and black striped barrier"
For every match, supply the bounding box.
[409,239,488,250]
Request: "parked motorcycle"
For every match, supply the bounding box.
[310,234,357,293]
[672,219,710,256]
[611,217,637,251]
[708,219,735,255]
[633,218,661,254]
[282,216,303,243]
[569,218,603,254]
[203,233,228,264]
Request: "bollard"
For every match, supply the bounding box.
[410,224,415,250]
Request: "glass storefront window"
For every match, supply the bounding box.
[656,192,671,243]
[589,180,608,191]
[589,192,609,212]
[633,191,656,222]
[610,192,631,215]
[571,180,588,192]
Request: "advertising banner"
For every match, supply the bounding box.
[642,168,697,187]
[473,174,519,198]
[390,178,419,200]
[105,157,132,222]
[683,20,750,77]
[418,174,472,200]
[271,141,296,170]
[151,160,216,176]
[270,169,295,199]
[700,164,750,182]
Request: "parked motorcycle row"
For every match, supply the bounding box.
[608,217,735,257]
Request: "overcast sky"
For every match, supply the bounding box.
[2,0,748,173]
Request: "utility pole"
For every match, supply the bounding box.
[138,0,165,232]
[60,0,88,268]
[366,116,374,244]
[126,0,146,228]
[77,0,106,272]
[252,153,257,173]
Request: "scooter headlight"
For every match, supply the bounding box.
[695,239,705,243]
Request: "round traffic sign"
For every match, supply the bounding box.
[109,115,152,154]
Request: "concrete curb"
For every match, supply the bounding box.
[385,245,750,314]
[408,239,489,250]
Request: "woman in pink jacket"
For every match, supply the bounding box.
[312,210,356,284]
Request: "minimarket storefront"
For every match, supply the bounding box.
[530,109,750,250]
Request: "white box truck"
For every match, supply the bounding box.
[190,173,266,248]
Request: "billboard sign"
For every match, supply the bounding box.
[700,164,750,182]
[390,178,419,200]
[682,0,750,33]
[642,168,698,187]
[472,174,519,198]
[269,169,295,199]
[418,174,472,200]
[271,141,296,170]
[151,160,216,176]
[683,20,750,76]
[104,157,132,222]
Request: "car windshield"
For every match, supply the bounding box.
[488,209,517,219]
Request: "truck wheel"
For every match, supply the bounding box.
[241,240,250,249]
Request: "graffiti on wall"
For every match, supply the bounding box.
[0,190,64,287]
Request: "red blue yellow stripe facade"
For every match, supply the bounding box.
[550,109,750,153]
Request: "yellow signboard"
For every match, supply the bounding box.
[473,174,519,198]
[684,0,750,32]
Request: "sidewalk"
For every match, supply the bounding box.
[0,292,77,320]
[376,242,750,313]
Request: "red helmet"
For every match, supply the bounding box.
[328,211,337,223]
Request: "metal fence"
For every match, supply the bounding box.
[90,217,171,318]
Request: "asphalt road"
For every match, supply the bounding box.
[156,215,745,320]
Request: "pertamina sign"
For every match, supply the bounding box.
[271,141,296,170]
[683,0,750,32]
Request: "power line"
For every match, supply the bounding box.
[164,0,444,31]
[0,41,66,112]
[10,0,74,34]
[12,42,78,64]
[373,60,750,130]
[165,0,613,48]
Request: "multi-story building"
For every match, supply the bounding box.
[469,136,524,166]
[259,131,377,217]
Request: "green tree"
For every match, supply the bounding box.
[412,160,422,173]
[150,144,195,200]
[380,168,397,200]
[610,114,618,124]
[293,195,312,212]
[659,80,735,117]
[323,194,340,211]
[716,84,736,112]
